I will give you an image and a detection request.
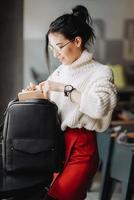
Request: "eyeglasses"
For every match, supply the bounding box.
[48,40,72,53]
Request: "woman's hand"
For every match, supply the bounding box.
[21,81,80,103]
[21,82,48,97]
[22,82,37,92]
[19,82,48,100]
[39,81,81,103]
[38,81,65,95]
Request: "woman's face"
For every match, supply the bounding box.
[48,32,83,65]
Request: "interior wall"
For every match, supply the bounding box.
[0,0,23,116]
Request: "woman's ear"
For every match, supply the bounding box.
[74,36,82,48]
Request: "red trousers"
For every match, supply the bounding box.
[48,127,99,200]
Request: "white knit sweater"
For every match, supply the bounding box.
[48,50,117,132]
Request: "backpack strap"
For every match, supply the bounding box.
[0,98,18,136]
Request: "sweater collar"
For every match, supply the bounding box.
[63,50,93,70]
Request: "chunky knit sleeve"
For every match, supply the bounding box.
[79,69,117,119]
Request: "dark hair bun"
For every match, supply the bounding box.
[72,5,90,24]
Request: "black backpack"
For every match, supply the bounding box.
[1,99,64,173]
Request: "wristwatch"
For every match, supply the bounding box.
[64,85,75,97]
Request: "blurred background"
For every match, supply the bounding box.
[0,0,134,119]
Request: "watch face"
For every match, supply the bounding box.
[64,85,74,97]
[65,85,73,91]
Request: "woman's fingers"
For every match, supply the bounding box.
[30,82,36,90]
[40,82,48,94]
[38,81,46,91]
[36,84,42,91]
[21,82,36,92]
[38,81,49,99]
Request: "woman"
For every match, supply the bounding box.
[26,5,117,200]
